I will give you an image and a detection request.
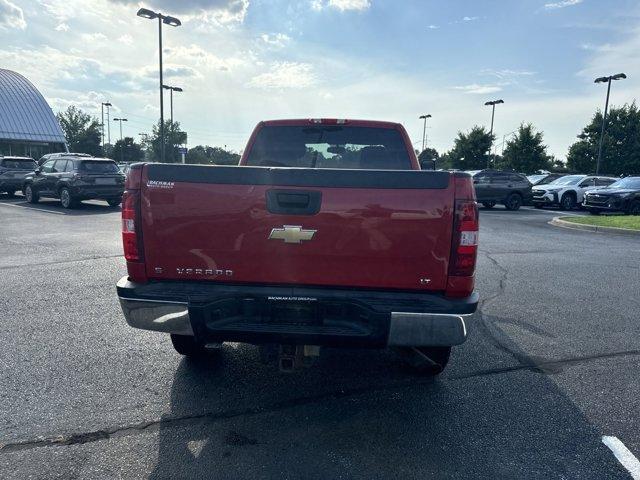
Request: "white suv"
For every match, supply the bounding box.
[531,175,617,210]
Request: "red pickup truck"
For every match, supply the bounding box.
[116,119,478,374]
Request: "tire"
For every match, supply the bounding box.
[170,334,208,357]
[107,198,121,207]
[560,193,576,211]
[482,202,496,209]
[627,200,640,216]
[504,193,522,211]
[397,346,451,375]
[24,184,39,204]
[59,187,76,209]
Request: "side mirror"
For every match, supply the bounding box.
[34,167,42,175]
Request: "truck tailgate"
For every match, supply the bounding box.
[140,164,454,291]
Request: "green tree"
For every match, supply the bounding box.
[417,147,439,170]
[448,126,493,170]
[499,123,551,174]
[567,103,640,175]
[186,145,240,165]
[56,106,102,156]
[148,120,188,163]
[111,137,144,163]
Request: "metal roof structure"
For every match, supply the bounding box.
[0,69,66,144]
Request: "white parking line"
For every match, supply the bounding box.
[602,436,640,479]
[519,207,583,217]
[0,201,67,215]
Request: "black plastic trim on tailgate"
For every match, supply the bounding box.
[145,163,451,189]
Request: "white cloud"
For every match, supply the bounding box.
[453,84,503,94]
[312,0,371,12]
[544,0,582,10]
[427,25,439,30]
[248,61,316,89]
[55,22,69,31]
[0,0,26,29]
[163,44,246,72]
[80,32,107,42]
[118,34,133,45]
[462,16,478,22]
[261,33,291,48]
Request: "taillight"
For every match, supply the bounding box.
[121,190,140,261]
[446,174,479,298]
[449,200,479,276]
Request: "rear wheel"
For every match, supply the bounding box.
[397,346,451,375]
[170,334,208,357]
[107,198,121,207]
[482,201,496,209]
[560,193,576,211]
[504,193,522,211]
[59,187,76,209]
[24,184,38,204]
[628,200,640,216]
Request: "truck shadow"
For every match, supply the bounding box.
[147,342,626,479]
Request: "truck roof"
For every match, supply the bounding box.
[260,119,403,129]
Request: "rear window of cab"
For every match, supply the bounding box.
[78,161,120,173]
[245,125,412,170]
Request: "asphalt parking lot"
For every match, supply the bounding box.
[0,195,639,479]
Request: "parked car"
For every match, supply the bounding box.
[531,175,617,210]
[469,169,532,210]
[0,156,37,196]
[38,152,91,166]
[116,118,479,375]
[24,156,125,208]
[527,173,564,186]
[118,163,131,175]
[583,176,640,215]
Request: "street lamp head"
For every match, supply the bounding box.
[173,86,183,92]
[594,76,609,83]
[102,102,112,107]
[612,73,627,81]
[484,99,504,106]
[419,114,432,119]
[137,7,158,19]
[162,15,181,27]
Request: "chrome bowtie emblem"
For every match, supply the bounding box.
[268,225,317,244]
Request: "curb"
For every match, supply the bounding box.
[550,216,640,236]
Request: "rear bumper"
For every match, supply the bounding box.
[69,185,124,199]
[532,192,558,205]
[116,277,477,348]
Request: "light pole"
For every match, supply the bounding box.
[113,118,128,162]
[484,99,504,168]
[137,8,181,163]
[418,114,432,152]
[162,85,183,126]
[101,102,111,149]
[594,73,627,175]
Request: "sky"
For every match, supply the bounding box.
[1,0,639,159]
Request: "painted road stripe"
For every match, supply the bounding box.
[602,436,640,480]
[0,201,67,215]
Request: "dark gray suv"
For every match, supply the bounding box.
[0,156,37,196]
[470,169,533,211]
[23,156,125,209]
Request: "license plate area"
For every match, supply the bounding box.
[267,298,320,326]
[95,178,116,185]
